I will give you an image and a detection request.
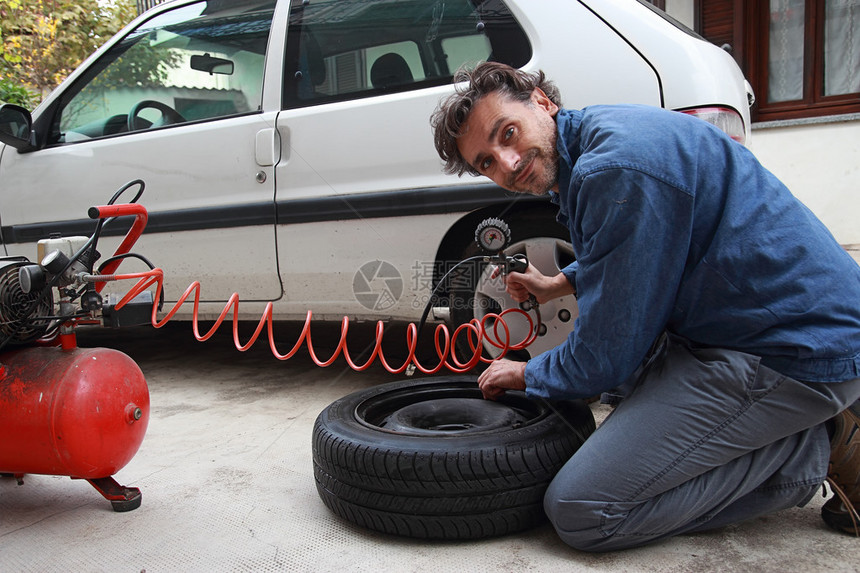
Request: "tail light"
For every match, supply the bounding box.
[680,106,746,146]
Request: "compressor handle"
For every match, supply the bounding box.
[88,203,147,220]
[88,203,149,293]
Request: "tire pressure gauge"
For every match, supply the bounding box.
[475,218,511,253]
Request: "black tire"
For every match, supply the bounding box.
[312,376,595,540]
[449,212,578,362]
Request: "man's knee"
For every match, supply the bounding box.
[543,482,645,552]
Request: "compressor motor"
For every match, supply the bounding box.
[0,256,53,345]
[0,234,155,351]
[0,233,98,347]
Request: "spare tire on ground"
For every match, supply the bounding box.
[312,375,595,540]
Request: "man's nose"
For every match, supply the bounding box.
[497,148,520,172]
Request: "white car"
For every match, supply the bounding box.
[0,0,752,359]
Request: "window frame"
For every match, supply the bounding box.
[696,0,860,122]
[748,0,860,121]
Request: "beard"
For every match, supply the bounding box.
[507,147,558,196]
[506,119,559,195]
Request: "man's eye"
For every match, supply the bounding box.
[480,157,492,171]
[503,127,514,140]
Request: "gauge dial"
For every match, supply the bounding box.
[475,218,511,252]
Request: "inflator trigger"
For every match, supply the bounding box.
[505,253,529,275]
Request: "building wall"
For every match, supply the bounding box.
[664,1,860,263]
[750,118,860,251]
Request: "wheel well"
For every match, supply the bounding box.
[431,199,566,296]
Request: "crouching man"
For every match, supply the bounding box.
[430,62,860,551]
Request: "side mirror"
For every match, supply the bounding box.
[190,53,234,76]
[0,104,36,152]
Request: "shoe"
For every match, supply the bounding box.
[822,405,860,536]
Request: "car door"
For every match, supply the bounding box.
[271,0,533,319]
[0,0,282,306]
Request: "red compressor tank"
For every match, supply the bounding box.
[0,345,149,480]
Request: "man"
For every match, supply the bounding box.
[430,62,860,551]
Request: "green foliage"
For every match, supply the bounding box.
[95,37,183,91]
[0,76,35,107]
[0,0,138,105]
[60,37,183,129]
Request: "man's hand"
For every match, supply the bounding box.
[477,359,527,400]
[492,265,575,304]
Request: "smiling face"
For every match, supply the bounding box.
[456,88,560,195]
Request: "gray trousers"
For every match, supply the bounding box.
[544,334,860,552]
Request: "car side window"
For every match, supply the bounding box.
[283,0,531,108]
[48,0,277,146]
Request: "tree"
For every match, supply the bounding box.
[0,76,36,107]
[0,0,137,107]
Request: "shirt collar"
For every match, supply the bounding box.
[553,108,584,221]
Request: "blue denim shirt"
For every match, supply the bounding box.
[524,105,860,400]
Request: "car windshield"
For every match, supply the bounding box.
[51,0,276,144]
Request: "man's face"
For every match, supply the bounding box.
[456,88,559,195]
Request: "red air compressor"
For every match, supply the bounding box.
[0,181,151,511]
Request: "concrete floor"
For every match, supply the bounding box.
[0,321,857,572]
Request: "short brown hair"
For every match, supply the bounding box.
[430,62,562,176]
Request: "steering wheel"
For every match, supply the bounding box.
[127,100,186,132]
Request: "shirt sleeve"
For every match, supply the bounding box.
[561,261,578,293]
[524,167,694,400]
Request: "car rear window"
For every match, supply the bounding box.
[282,0,531,108]
[633,0,704,40]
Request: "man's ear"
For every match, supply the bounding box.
[531,87,559,117]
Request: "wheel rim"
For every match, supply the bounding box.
[473,237,578,358]
[381,398,528,434]
[355,381,548,436]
